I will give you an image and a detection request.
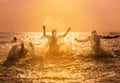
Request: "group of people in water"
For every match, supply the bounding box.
[10,25,120,57]
[42,25,119,57]
[3,25,120,66]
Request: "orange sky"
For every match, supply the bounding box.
[0,0,120,32]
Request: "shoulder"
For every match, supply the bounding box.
[57,35,64,38]
[45,35,51,38]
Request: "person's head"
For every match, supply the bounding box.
[91,30,97,36]
[29,42,33,47]
[52,29,57,36]
[13,37,17,42]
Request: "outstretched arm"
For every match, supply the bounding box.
[63,27,71,37]
[102,35,119,39]
[75,37,90,42]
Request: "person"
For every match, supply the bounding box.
[42,25,71,56]
[3,42,28,67]
[3,43,21,67]
[29,42,35,57]
[75,30,119,57]
[18,42,28,58]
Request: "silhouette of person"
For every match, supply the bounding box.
[3,42,28,67]
[29,42,35,57]
[3,44,20,67]
[75,30,119,57]
[18,42,28,58]
[42,25,71,56]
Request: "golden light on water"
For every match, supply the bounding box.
[0,32,120,82]
[1,0,120,82]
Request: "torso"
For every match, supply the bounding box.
[90,35,101,49]
[49,36,58,48]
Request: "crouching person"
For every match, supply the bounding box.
[3,42,28,67]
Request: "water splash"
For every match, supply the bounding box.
[43,16,68,31]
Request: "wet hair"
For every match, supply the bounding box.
[92,30,97,34]
[13,37,17,41]
[52,29,57,34]
[29,42,33,47]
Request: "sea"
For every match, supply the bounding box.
[0,32,120,83]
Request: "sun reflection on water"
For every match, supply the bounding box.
[0,32,120,82]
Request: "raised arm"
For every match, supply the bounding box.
[63,27,71,37]
[75,37,90,42]
[43,25,46,37]
[102,35,119,39]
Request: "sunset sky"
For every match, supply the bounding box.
[0,0,120,32]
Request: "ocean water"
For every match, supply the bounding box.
[0,32,120,83]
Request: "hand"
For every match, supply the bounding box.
[75,38,78,41]
[115,35,119,38]
[43,25,45,29]
[67,27,71,32]
[75,38,81,42]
